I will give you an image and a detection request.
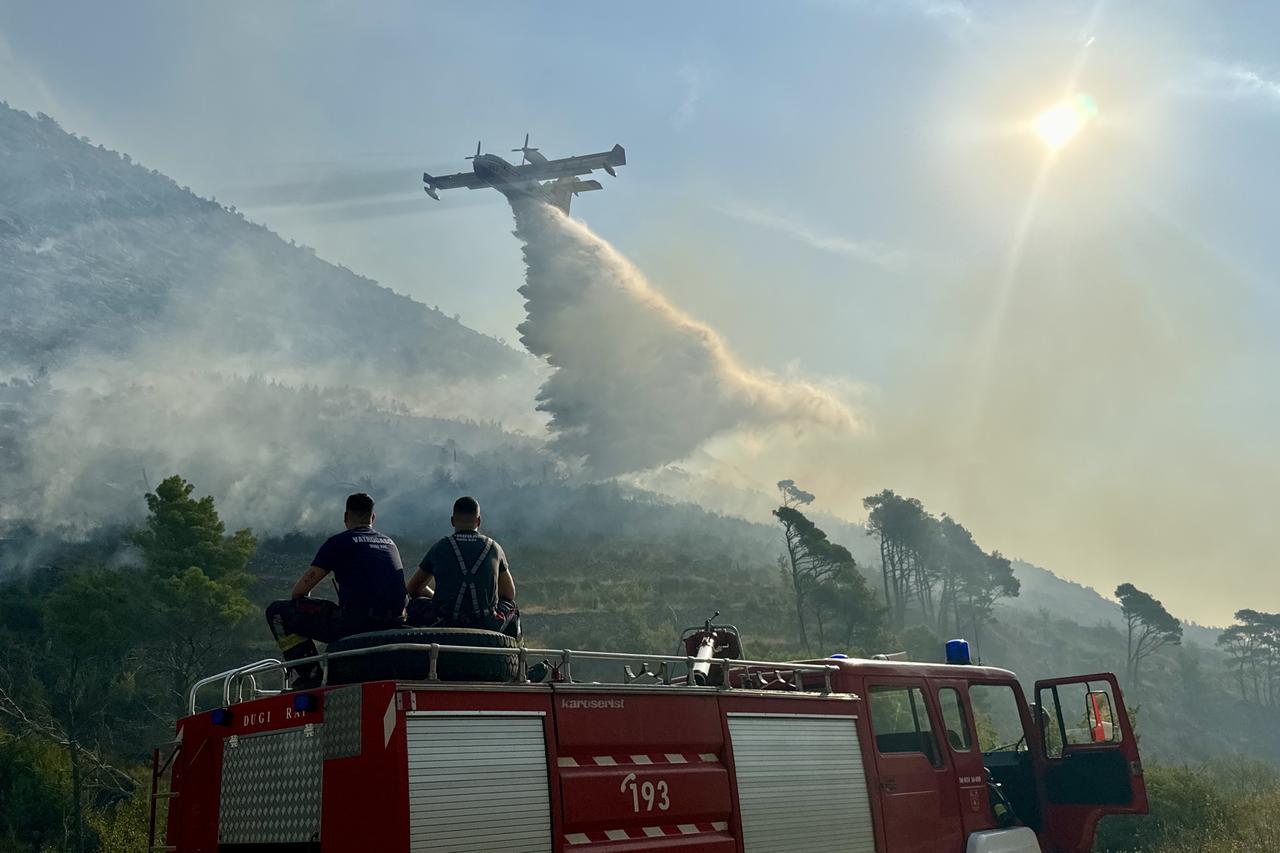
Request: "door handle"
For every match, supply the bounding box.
[880,778,898,792]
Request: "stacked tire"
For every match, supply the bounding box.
[325,627,520,685]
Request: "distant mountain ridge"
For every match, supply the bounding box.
[0,102,520,378]
[1011,559,1222,647]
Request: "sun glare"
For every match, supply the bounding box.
[1033,94,1098,149]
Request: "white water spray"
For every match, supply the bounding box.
[511,199,858,477]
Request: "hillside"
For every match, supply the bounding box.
[0,103,520,380]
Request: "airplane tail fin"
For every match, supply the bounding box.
[544,178,603,214]
[422,172,440,200]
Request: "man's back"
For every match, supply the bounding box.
[420,531,508,621]
[313,526,406,618]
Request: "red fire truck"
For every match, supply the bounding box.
[150,624,1146,853]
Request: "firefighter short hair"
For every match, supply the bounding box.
[346,492,375,519]
[453,496,480,517]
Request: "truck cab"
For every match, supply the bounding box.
[153,635,1145,853]
[825,659,1145,853]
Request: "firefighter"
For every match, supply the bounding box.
[405,495,520,637]
[266,492,407,688]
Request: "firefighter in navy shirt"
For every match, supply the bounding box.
[405,495,520,637]
[266,492,406,687]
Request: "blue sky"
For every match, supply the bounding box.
[3,0,1280,623]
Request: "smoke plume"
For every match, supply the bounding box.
[511,199,858,476]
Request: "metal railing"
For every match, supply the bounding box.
[188,644,840,714]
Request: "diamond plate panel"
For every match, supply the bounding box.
[323,685,362,760]
[219,726,323,844]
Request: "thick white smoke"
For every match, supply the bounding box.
[511,200,859,476]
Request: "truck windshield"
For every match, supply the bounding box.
[968,684,1028,754]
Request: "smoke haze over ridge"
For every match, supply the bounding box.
[511,199,859,476]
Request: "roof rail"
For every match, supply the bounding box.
[189,645,840,714]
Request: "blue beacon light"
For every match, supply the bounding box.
[293,693,319,713]
[945,639,972,665]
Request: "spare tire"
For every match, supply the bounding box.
[326,627,521,685]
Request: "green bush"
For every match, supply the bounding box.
[0,735,71,852]
[88,784,153,853]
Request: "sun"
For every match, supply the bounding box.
[1033,94,1098,149]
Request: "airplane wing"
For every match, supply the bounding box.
[423,170,485,191]
[516,144,626,181]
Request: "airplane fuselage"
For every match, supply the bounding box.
[471,154,539,197]
[470,154,584,211]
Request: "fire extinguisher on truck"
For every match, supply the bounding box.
[149,620,1146,853]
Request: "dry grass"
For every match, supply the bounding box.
[1096,762,1280,853]
[1147,794,1280,852]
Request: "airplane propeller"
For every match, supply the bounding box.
[511,132,540,165]
[464,140,482,161]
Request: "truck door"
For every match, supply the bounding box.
[933,681,992,837]
[866,679,964,853]
[1034,673,1148,853]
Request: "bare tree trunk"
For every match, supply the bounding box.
[792,579,810,652]
[67,684,86,853]
[913,556,929,623]
[879,536,892,624]
[969,594,981,663]
[921,563,935,625]
[69,736,85,853]
[778,517,808,650]
[783,527,810,651]
[1222,649,1247,701]
[1125,617,1135,687]
[893,542,909,629]
[938,571,957,636]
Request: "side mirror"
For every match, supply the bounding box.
[1086,691,1116,743]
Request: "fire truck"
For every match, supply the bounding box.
[150,622,1147,853]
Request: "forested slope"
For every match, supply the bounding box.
[0,103,519,378]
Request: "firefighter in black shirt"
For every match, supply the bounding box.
[405,495,520,637]
[266,492,406,687]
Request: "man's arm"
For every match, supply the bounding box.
[291,565,330,599]
[406,568,435,599]
[498,565,516,602]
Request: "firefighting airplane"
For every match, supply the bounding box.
[423,134,626,214]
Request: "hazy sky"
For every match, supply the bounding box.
[3,0,1280,625]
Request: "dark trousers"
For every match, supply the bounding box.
[405,597,521,639]
[265,598,402,687]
